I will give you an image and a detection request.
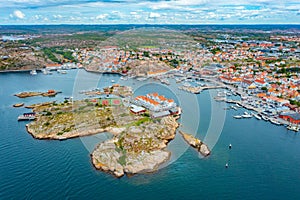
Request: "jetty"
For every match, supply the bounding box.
[15,90,61,98]
[179,130,210,157]
[179,85,225,94]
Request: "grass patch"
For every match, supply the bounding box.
[118,152,127,166]
[126,117,151,127]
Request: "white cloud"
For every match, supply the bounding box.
[130,12,138,15]
[174,0,209,6]
[34,14,42,20]
[53,14,62,19]
[149,12,161,18]
[1,0,300,24]
[96,14,109,20]
[13,10,25,19]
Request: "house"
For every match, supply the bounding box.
[130,105,146,115]
[279,112,300,124]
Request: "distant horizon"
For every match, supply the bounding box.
[1,23,300,26]
[1,1,299,25]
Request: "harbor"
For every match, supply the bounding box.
[1,68,300,199]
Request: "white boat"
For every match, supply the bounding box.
[241,95,248,100]
[41,68,52,75]
[230,105,237,110]
[120,76,128,81]
[287,124,299,132]
[242,114,252,118]
[233,115,242,119]
[175,78,182,83]
[18,112,36,121]
[137,77,147,81]
[57,69,67,74]
[183,82,191,87]
[241,112,252,118]
[111,79,115,83]
[236,103,242,108]
[217,91,226,97]
[270,118,281,125]
[261,115,269,121]
[254,114,262,120]
[30,69,37,75]
[161,79,170,85]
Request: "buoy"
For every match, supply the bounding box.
[229,144,232,149]
[225,163,228,168]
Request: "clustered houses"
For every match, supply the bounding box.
[217,55,299,123]
[74,46,129,73]
[218,64,299,102]
[133,93,176,112]
[72,45,214,74]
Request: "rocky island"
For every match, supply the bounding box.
[23,85,210,177]
[25,98,180,177]
[179,131,211,157]
[92,116,179,177]
[15,90,61,98]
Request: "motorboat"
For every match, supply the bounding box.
[254,114,262,120]
[270,118,281,126]
[233,115,242,119]
[287,124,299,132]
[242,112,252,118]
[30,69,37,75]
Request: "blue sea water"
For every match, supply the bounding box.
[1,69,300,200]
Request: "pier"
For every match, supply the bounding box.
[179,85,225,94]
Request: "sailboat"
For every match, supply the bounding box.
[30,69,37,75]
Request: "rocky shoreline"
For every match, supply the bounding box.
[179,131,210,157]
[26,125,120,140]
[27,115,179,177]
[15,91,60,98]
[91,116,179,178]
[24,98,185,178]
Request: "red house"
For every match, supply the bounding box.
[279,112,300,124]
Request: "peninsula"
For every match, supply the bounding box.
[15,90,61,98]
[23,86,208,177]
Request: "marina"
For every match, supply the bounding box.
[1,69,300,199]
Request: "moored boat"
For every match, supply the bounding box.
[242,112,252,118]
[57,69,67,74]
[261,115,269,121]
[230,105,237,110]
[254,114,262,120]
[233,115,242,119]
[287,124,299,132]
[30,69,37,75]
[13,103,24,108]
[270,118,281,126]
[235,103,242,108]
[18,112,36,121]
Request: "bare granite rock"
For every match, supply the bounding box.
[179,130,211,157]
[91,116,179,177]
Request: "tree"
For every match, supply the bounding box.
[261,87,268,91]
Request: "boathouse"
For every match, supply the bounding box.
[130,105,146,115]
[279,112,300,124]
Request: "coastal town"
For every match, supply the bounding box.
[3,25,300,177]
[2,0,300,196]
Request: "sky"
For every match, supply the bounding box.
[1,0,300,24]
